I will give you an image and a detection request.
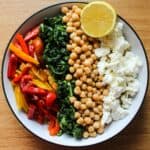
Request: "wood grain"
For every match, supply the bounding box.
[0,0,149,150]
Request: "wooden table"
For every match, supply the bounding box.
[0,0,150,149]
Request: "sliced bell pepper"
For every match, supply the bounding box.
[14,85,28,112]
[7,53,18,79]
[16,33,29,54]
[32,79,52,91]
[9,43,39,65]
[24,26,40,42]
[31,67,48,81]
[13,63,31,83]
[48,116,60,136]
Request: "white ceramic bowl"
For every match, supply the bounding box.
[1,1,149,147]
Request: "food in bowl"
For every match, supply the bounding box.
[6,1,142,139]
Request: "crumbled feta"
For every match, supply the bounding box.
[95,21,142,125]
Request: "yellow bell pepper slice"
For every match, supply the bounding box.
[32,79,52,91]
[9,43,39,65]
[31,67,48,81]
[14,85,28,112]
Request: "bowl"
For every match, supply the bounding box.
[1,0,149,147]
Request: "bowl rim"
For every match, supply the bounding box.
[1,0,149,147]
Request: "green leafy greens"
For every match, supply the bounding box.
[40,15,84,138]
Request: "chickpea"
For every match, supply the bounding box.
[74,46,81,54]
[72,5,78,11]
[88,126,94,133]
[66,12,72,18]
[65,74,72,81]
[92,82,96,87]
[93,107,99,113]
[81,84,87,90]
[80,91,86,98]
[92,94,99,101]
[96,82,102,88]
[92,88,97,93]
[87,86,92,92]
[98,105,102,111]
[79,54,85,61]
[76,29,83,35]
[68,58,74,65]
[90,131,97,137]
[98,75,103,81]
[73,36,81,44]
[93,69,99,75]
[83,131,89,138]
[87,45,93,50]
[87,92,92,98]
[72,13,79,21]
[94,114,100,121]
[86,98,93,108]
[69,66,75,73]
[66,44,72,51]
[69,96,76,103]
[75,8,81,15]
[79,40,84,46]
[74,100,81,109]
[80,104,87,110]
[82,45,88,52]
[74,86,81,95]
[70,52,78,60]
[93,64,97,69]
[61,7,69,14]
[66,26,75,33]
[81,34,87,41]
[72,43,77,49]
[75,112,81,119]
[89,112,95,119]
[84,117,92,125]
[77,117,84,125]
[99,95,104,100]
[76,59,81,64]
[84,109,90,116]
[91,54,97,60]
[67,21,73,27]
[97,126,104,134]
[62,16,69,23]
[75,80,82,86]
[83,59,91,67]
[70,32,77,39]
[80,75,87,82]
[80,98,86,104]
[85,51,92,57]
[83,68,90,75]
[86,78,93,85]
[73,21,80,28]
[103,89,109,96]
[76,68,83,77]
[73,63,79,69]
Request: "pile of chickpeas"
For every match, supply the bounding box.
[61,5,109,138]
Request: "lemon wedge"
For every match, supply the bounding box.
[81,1,117,38]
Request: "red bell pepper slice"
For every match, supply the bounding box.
[22,85,47,95]
[7,53,18,79]
[28,104,36,119]
[24,26,40,42]
[48,115,60,136]
[16,33,29,54]
[13,64,32,83]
